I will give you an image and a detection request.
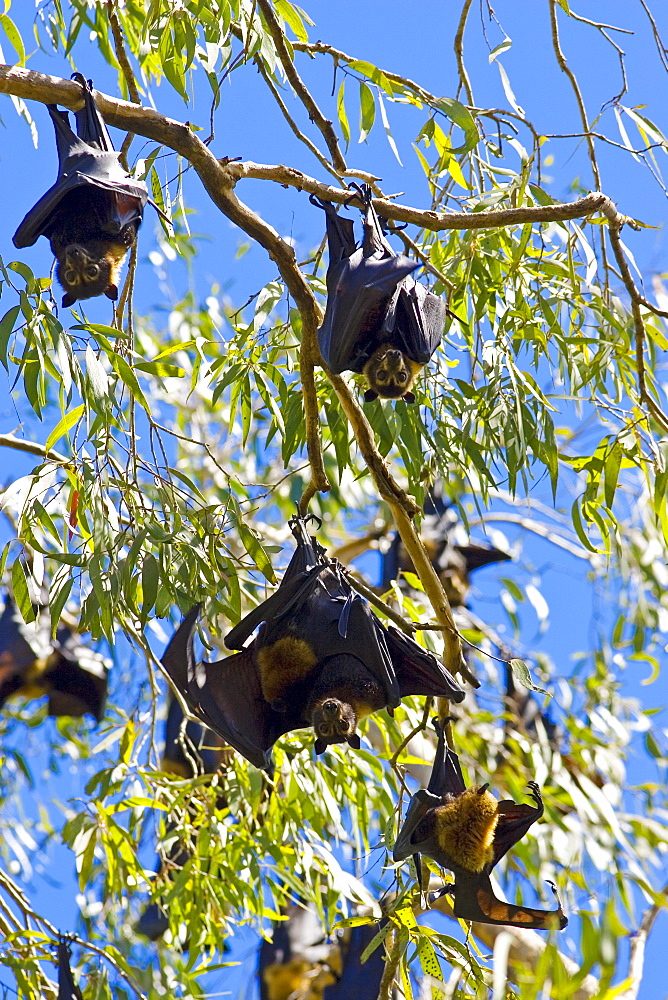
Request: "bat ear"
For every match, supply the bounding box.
[105,284,119,301]
[363,389,378,402]
[346,733,361,750]
[402,391,416,404]
[61,293,77,308]
[314,737,328,755]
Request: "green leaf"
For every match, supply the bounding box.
[508,657,548,696]
[45,403,85,454]
[11,560,34,623]
[434,97,480,153]
[359,82,376,143]
[0,13,26,64]
[603,440,622,510]
[337,79,350,147]
[238,522,277,584]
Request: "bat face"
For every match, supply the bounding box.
[362,344,422,402]
[393,725,567,929]
[162,518,465,770]
[56,242,125,306]
[311,696,361,753]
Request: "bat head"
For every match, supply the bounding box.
[311,697,361,754]
[362,345,421,401]
[57,243,124,307]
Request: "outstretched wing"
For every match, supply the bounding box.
[385,626,465,703]
[452,870,567,929]
[491,782,544,865]
[161,608,297,772]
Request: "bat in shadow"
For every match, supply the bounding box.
[393,723,567,929]
[136,691,228,941]
[312,185,445,403]
[56,939,83,1000]
[13,73,148,308]
[162,516,465,772]
[0,595,109,720]
[381,487,510,607]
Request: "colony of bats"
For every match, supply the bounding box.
[5,76,569,999]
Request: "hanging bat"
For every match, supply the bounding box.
[381,488,510,607]
[393,723,567,929]
[161,516,465,771]
[312,185,445,403]
[137,691,228,941]
[259,901,339,1000]
[0,595,109,720]
[56,939,83,1000]
[13,73,148,308]
[322,924,386,1000]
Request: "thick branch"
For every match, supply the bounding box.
[0,433,70,465]
[255,0,346,172]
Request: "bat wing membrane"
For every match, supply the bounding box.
[385,626,465,703]
[380,278,445,364]
[452,871,566,929]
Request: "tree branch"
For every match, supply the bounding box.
[255,0,347,172]
[0,433,70,465]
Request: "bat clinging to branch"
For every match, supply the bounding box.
[162,516,465,771]
[312,185,445,402]
[13,73,148,307]
[393,723,567,929]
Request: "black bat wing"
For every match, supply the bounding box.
[71,73,114,151]
[381,277,445,364]
[46,626,109,720]
[162,691,221,776]
[451,870,567,929]
[57,940,83,1000]
[454,543,511,573]
[316,187,418,375]
[491,782,544,866]
[384,625,465,703]
[13,96,147,248]
[310,195,356,272]
[161,608,297,771]
[323,924,385,999]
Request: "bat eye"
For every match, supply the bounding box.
[376,372,387,383]
[397,372,407,383]
[64,270,78,285]
[318,723,333,738]
[85,266,100,280]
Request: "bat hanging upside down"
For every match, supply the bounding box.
[393,722,567,929]
[161,516,465,772]
[311,184,445,403]
[13,73,148,308]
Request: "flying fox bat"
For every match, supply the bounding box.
[322,924,385,1000]
[381,489,510,607]
[393,724,567,929]
[259,901,339,1000]
[0,595,109,720]
[311,185,445,403]
[161,516,465,771]
[136,691,228,941]
[13,73,148,308]
[56,939,83,1000]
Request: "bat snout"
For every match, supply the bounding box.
[321,699,340,720]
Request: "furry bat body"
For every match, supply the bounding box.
[312,185,445,402]
[13,73,148,307]
[393,724,567,929]
[162,517,465,771]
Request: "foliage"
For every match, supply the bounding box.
[0,1,667,998]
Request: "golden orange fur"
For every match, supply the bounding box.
[263,958,335,1000]
[257,636,318,704]
[434,787,499,872]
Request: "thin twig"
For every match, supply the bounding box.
[255,0,347,172]
[454,0,475,106]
